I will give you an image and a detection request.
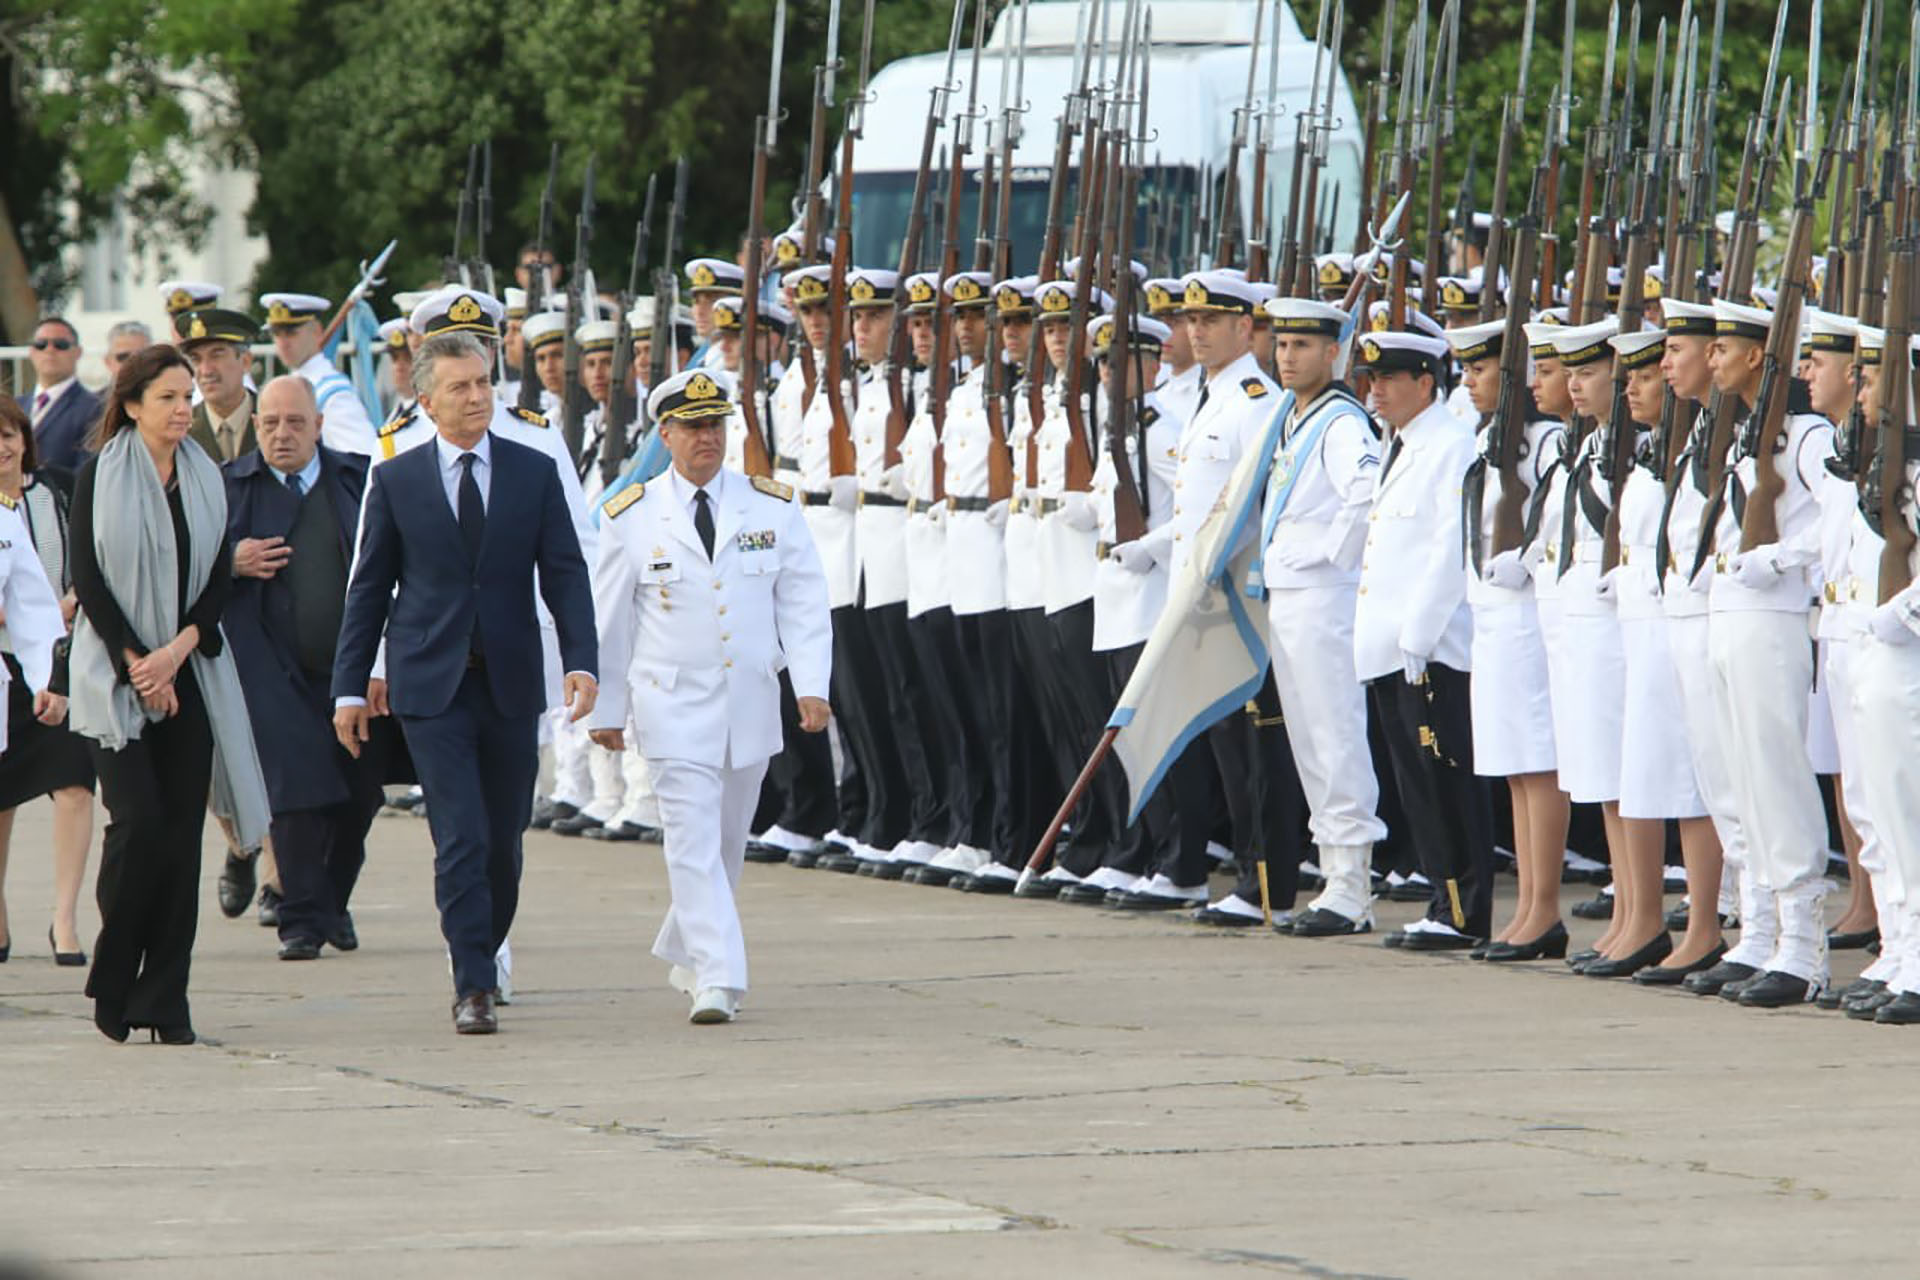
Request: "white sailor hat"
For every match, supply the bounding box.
[647,368,736,424]
[1369,254,1426,286]
[788,264,832,308]
[995,276,1039,316]
[903,272,940,313]
[1143,277,1186,315]
[943,271,993,307]
[710,295,788,334]
[1366,298,1445,340]
[1607,325,1667,368]
[1088,314,1173,355]
[1246,281,1281,320]
[1804,308,1858,354]
[1445,319,1507,363]
[1035,278,1113,319]
[1314,253,1357,295]
[1523,317,1569,357]
[845,267,900,307]
[411,287,504,338]
[1355,330,1451,374]
[769,227,836,272]
[260,293,330,326]
[1712,298,1772,342]
[625,297,655,336]
[159,280,222,314]
[521,311,568,350]
[685,257,745,294]
[760,299,794,332]
[377,318,411,352]
[1548,317,1619,366]
[503,287,529,319]
[393,289,436,317]
[574,319,618,352]
[1262,297,1347,339]
[1662,298,1715,336]
[1065,256,1148,285]
[1449,210,1495,233]
[1856,325,1886,365]
[1642,264,1666,300]
[1751,285,1780,310]
[1178,270,1262,314]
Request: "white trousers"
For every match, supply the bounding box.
[1667,615,1750,874]
[547,711,594,809]
[1707,609,1827,894]
[583,742,626,822]
[648,755,771,994]
[609,741,662,828]
[1265,585,1387,849]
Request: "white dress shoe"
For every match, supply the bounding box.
[668,964,697,995]
[690,988,738,1024]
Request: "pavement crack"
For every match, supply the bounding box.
[1108,1230,1411,1277]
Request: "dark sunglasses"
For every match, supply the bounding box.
[31,338,74,351]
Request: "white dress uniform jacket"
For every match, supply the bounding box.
[854,362,911,608]
[1131,352,1276,581]
[940,362,1006,615]
[1090,392,1178,650]
[589,468,832,768]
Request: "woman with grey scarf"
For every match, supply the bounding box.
[68,344,268,1045]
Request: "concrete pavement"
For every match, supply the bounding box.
[0,803,1911,1278]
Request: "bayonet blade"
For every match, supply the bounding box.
[1758,0,1790,124]
[1516,0,1538,104]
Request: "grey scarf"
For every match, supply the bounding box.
[68,429,270,848]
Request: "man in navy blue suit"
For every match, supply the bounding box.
[18,316,103,472]
[332,332,597,1035]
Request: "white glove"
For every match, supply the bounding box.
[925,498,948,528]
[1730,548,1785,592]
[1482,549,1531,590]
[1869,603,1920,646]
[985,498,1010,529]
[881,463,910,502]
[1111,540,1158,574]
[828,474,859,513]
[1060,491,1100,532]
[1401,650,1428,685]
[1270,539,1328,572]
[1594,567,1619,602]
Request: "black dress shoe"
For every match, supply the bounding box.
[871,860,913,881]
[1633,943,1728,986]
[453,991,497,1035]
[1717,972,1763,1002]
[1013,875,1066,899]
[817,850,865,873]
[1571,891,1615,921]
[152,1025,196,1046]
[587,821,660,842]
[1484,922,1571,963]
[1192,906,1264,927]
[218,851,258,919]
[961,873,1017,895]
[256,886,281,928]
[1384,877,1431,903]
[1663,901,1690,931]
[48,925,86,967]
[1682,959,1756,996]
[530,798,577,830]
[1054,881,1111,904]
[1873,992,1920,1024]
[1582,931,1673,979]
[744,841,788,864]
[550,813,604,836]
[1565,948,1601,973]
[1108,889,1205,912]
[1839,978,1890,1010]
[278,937,323,961]
[1828,926,1881,951]
[1291,907,1371,938]
[1400,927,1480,952]
[1381,929,1407,949]
[1846,988,1897,1020]
[1817,976,1876,1010]
[326,912,359,953]
[786,846,823,869]
[1737,970,1817,1008]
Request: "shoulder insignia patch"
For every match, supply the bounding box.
[377,407,414,438]
[603,484,645,519]
[1138,405,1160,427]
[751,475,796,502]
[1242,378,1270,399]
[512,406,549,428]
[0,490,16,510]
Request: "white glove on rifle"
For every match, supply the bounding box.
[1060,491,1100,532]
[1401,650,1429,685]
[828,474,859,514]
[1730,548,1785,592]
[1111,540,1157,575]
[1869,602,1920,646]
[985,498,1010,530]
[881,463,910,502]
[1482,549,1531,590]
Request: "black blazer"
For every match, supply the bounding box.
[19,386,102,473]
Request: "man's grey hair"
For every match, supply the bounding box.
[106,319,152,344]
[257,373,318,415]
[412,331,490,400]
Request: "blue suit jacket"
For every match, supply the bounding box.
[330,432,597,720]
[19,386,102,473]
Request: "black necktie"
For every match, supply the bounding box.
[694,488,716,560]
[457,452,485,562]
[286,471,305,498]
[1381,435,1405,482]
[1194,381,1210,417]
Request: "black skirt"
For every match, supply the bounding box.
[0,653,95,808]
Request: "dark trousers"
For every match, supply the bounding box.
[906,607,977,849]
[1010,607,1108,875]
[86,670,213,1031]
[1098,644,1164,878]
[866,602,952,845]
[1045,602,1124,873]
[831,602,907,849]
[1225,676,1311,911]
[953,609,1017,859]
[755,672,837,838]
[1368,664,1494,937]
[271,743,386,946]
[399,668,539,998]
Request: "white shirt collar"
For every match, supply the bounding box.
[668,464,723,511]
[271,450,324,492]
[434,430,492,472]
[34,376,75,403]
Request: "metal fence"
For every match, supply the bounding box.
[0,342,374,402]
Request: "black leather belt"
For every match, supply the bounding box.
[802,491,833,507]
[948,495,993,513]
[774,452,801,471]
[1035,497,1065,516]
[1095,541,1113,559]
[858,491,906,508]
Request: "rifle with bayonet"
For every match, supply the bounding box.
[1537,0,1576,321]
[1357,0,1397,252]
[929,0,987,505]
[1650,7,1696,486]
[979,0,1025,505]
[1480,0,1535,322]
[1486,165,1547,560]
[883,0,965,471]
[1105,0,1149,545]
[821,0,863,484]
[1289,1,1341,297]
[1386,7,1424,328]
[1215,0,1264,269]
[1874,156,1917,603]
[737,0,787,480]
[1419,0,1458,320]
[1247,0,1289,285]
[471,141,505,385]
[1061,46,1106,496]
[518,145,559,414]
[560,156,597,463]
[602,187,650,488]
[446,145,478,287]
[652,156,690,392]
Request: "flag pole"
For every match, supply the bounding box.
[1015,726,1120,895]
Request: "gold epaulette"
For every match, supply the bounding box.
[751,475,796,502]
[1242,378,1270,399]
[603,484,644,519]
[0,490,16,510]
[377,407,413,438]
[512,406,549,428]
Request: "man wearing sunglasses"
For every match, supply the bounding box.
[18,317,101,472]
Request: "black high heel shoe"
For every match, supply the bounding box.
[1583,931,1674,979]
[1484,921,1570,962]
[1633,942,1729,986]
[152,1025,196,1046]
[49,925,86,967]
[95,1007,130,1043]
